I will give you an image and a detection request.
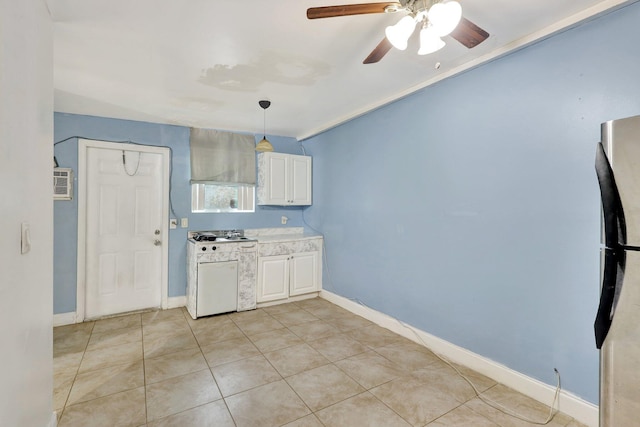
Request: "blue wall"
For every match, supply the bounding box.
[53,3,640,404]
[53,113,306,314]
[301,4,640,404]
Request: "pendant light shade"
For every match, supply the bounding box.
[428,1,462,37]
[255,136,273,152]
[385,15,416,51]
[256,100,274,152]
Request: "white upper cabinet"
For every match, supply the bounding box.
[257,152,311,206]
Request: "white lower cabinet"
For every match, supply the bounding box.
[256,237,322,304]
[289,251,319,296]
[257,255,289,303]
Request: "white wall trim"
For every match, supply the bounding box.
[54,300,184,327]
[48,411,57,427]
[53,312,78,327]
[320,290,598,427]
[167,296,186,309]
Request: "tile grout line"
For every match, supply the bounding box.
[57,320,95,421]
[141,314,149,425]
[188,308,239,427]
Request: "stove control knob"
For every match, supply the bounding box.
[212,246,217,251]
[201,247,207,251]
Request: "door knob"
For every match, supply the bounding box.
[154,229,161,235]
[154,239,161,246]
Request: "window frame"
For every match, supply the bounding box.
[191,183,255,213]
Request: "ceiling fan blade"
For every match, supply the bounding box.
[363,37,392,64]
[307,2,401,19]
[450,17,489,48]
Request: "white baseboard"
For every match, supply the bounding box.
[257,292,320,309]
[167,296,186,309]
[320,290,599,427]
[54,297,186,327]
[53,311,77,327]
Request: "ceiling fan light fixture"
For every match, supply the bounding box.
[428,1,462,37]
[256,100,274,152]
[418,25,445,55]
[385,15,416,50]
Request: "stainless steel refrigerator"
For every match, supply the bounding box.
[594,114,640,426]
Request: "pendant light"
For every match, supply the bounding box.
[255,99,274,152]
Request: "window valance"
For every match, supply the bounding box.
[189,128,256,185]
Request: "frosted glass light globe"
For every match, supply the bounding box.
[418,26,445,55]
[428,1,462,37]
[385,15,417,50]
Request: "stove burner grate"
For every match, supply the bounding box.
[193,234,217,242]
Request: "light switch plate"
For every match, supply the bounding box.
[181,218,188,228]
[21,222,31,254]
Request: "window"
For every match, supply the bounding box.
[191,183,255,213]
[189,128,256,213]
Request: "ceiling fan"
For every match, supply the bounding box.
[307,0,489,64]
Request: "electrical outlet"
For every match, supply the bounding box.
[181,218,188,228]
[281,216,288,225]
[170,218,178,229]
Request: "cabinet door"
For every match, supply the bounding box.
[289,251,319,296]
[257,255,289,302]
[289,155,312,205]
[265,153,288,205]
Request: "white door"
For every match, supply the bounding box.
[81,141,168,319]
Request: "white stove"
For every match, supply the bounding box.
[188,229,256,250]
[186,229,258,319]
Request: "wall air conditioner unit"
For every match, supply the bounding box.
[53,168,73,200]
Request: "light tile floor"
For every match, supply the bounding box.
[53,297,588,427]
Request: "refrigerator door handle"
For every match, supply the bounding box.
[595,142,627,247]
[594,248,624,349]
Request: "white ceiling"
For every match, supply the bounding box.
[48,0,632,140]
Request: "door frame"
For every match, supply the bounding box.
[76,139,170,322]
